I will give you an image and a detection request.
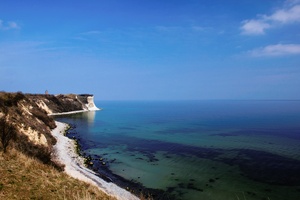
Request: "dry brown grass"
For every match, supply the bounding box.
[0,149,117,200]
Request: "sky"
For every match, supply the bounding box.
[1,0,300,100]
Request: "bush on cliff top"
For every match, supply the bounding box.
[0,92,25,109]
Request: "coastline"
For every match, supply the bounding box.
[51,121,139,200]
[49,108,101,116]
[49,110,89,116]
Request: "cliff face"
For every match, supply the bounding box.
[28,93,99,115]
[77,94,99,111]
[0,92,98,163]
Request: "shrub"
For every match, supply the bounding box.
[13,132,62,169]
[31,108,56,129]
[0,92,26,107]
[0,118,16,153]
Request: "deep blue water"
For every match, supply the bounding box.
[56,100,300,200]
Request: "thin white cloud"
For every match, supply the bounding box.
[7,21,19,29]
[268,5,300,23]
[155,25,208,33]
[285,0,300,6]
[249,44,300,56]
[241,19,270,35]
[191,26,206,32]
[241,3,300,35]
[155,26,181,32]
[0,19,20,30]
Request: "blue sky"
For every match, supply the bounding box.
[1,0,300,100]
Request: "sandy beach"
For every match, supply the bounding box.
[51,121,139,200]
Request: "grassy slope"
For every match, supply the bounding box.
[0,149,117,200]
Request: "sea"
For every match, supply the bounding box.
[55,100,300,200]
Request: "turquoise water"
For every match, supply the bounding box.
[56,100,300,200]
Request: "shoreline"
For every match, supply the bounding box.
[49,108,101,116]
[51,121,139,200]
[49,110,88,116]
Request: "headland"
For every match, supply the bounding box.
[0,92,138,200]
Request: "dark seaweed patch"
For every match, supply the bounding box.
[210,133,239,137]
[156,127,204,135]
[208,178,215,183]
[246,191,257,196]
[218,149,300,186]
[209,128,300,141]
[79,132,300,186]
[118,127,137,130]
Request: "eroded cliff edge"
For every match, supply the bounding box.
[0,92,99,164]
